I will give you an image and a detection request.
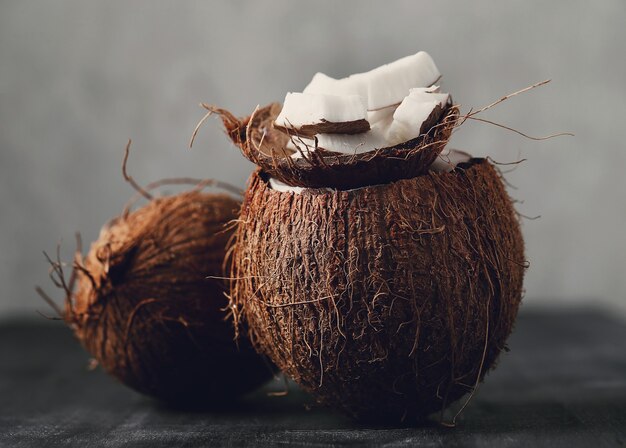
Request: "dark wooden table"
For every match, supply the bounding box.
[0,309,624,447]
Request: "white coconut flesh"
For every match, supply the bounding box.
[271,51,467,192]
[274,93,368,133]
[287,117,392,158]
[302,51,441,110]
[386,87,450,145]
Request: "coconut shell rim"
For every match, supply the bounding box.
[218,103,460,190]
[258,157,483,197]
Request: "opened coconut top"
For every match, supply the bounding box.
[217,51,462,190]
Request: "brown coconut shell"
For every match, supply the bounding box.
[273,117,371,137]
[214,102,459,190]
[66,191,273,405]
[231,159,525,422]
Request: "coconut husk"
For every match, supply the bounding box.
[65,191,273,405]
[213,103,459,190]
[230,159,525,422]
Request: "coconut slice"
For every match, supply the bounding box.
[362,52,441,110]
[303,51,441,111]
[386,87,451,145]
[367,106,396,125]
[274,92,370,137]
[303,72,367,98]
[315,117,392,155]
[287,117,392,158]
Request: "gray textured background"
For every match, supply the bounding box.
[0,1,624,317]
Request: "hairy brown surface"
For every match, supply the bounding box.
[231,159,525,422]
[214,103,459,190]
[66,191,273,405]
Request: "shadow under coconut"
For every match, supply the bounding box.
[151,376,325,415]
[145,308,626,435]
[149,375,626,442]
[150,376,446,430]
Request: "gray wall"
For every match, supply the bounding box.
[1,1,624,317]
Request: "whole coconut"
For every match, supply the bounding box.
[63,189,273,405]
[220,104,525,422]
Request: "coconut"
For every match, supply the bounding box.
[191,56,559,423]
[49,187,274,406]
[229,159,525,422]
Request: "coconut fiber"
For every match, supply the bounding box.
[66,191,273,405]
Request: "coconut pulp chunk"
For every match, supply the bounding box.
[274,92,368,130]
[302,51,440,111]
[286,116,392,157]
[386,88,450,145]
[303,72,368,99]
[287,51,450,160]
[367,106,396,125]
[363,52,441,110]
[315,117,392,154]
